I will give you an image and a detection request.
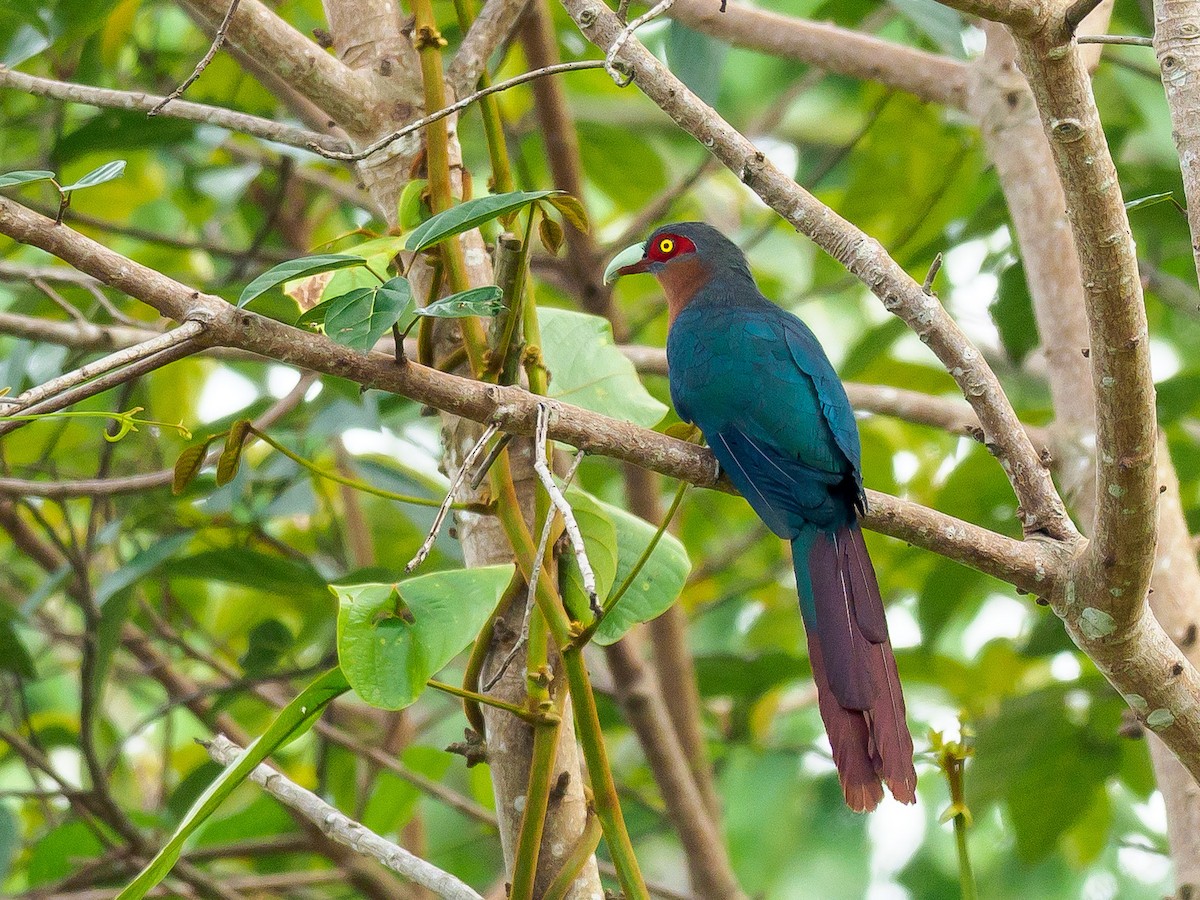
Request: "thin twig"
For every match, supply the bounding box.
[1077,34,1154,45]
[1065,0,1107,32]
[923,252,943,295]
[32,278,87,323]
[0,339,203,438]
[3,321,206,415]
[203,735,485,900]
[531,403,598,613]
[605,0,676,85]
[484,448,585,692]
[311,60,605,162]
[149,0,242,115]
[405,423,498,572]
[0,65,348,155]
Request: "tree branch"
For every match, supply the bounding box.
[667,0,970,109]
[0,65,349,155]
[1,321,206,416]
[447,0,535,97]
[0,196,1053,592]
[1152,0,1200,290]
[926,0,1044,34]
[1009,18,1157,625]
[177,0,380,133]
[203,735,485,900]
[621,343,1051,451]
[561,0,1076,544]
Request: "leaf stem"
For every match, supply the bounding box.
[427,679,544,725]
[248,426,478,511]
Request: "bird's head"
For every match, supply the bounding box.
[604,222,752,322]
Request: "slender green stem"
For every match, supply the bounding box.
[562,649,648,900]
[543,810,602,900]
[248,427,481,511]
[570,479,688,649]
[463,570,524,734]
[490,458,648,900]
[412,0,487,375]
[427,679,544,724]
[508,686,566,900]
[954,813,977,900]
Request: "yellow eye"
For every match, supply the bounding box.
[659,238,674,254]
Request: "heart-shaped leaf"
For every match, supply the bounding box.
[0,170,55,189]
[335,564,515,709]
[238,254,367,309]
[59,160,126,192]
[415,286,504,320]
[301,277,415,351]
[404,190,561,253]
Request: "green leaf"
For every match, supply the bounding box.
[117,667,350,900]
[888,0,968,58]
[398,179,430,231]
[59,159,126,191]
[415,286,504,320]
[665,21,728,107]
[334,564,515,710]
[587,495,690,645]
[538,214,564,255]
[216,419,252,486]
[969,682,1120,862]
[404,190,561,253]
[0,170,55,189]
[238,254,366,309]
[240,619,293,675]
[537,307,668,428]
[323,277,414,352]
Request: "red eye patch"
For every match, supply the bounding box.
[647,233,696,261]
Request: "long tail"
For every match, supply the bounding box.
[793,524,917,812]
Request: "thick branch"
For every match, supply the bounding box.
[668,0,969,109]
[928,0,1044,34]
[178,0,380,133]
[204,735,485,900]
[0,65,349,154]
[561,0,1076,544]
[1011,23,1157,623]
[448,0,535,96]
[1152,0,1200,289]
[0,196,1051,594]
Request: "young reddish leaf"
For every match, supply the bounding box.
[547,194,589,233]
[216,420,253,487]
[172,439,215,495]
[539,214,564,255]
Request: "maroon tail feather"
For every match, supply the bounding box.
[803,526,917,812]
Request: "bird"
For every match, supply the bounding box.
[604,222,917,812]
